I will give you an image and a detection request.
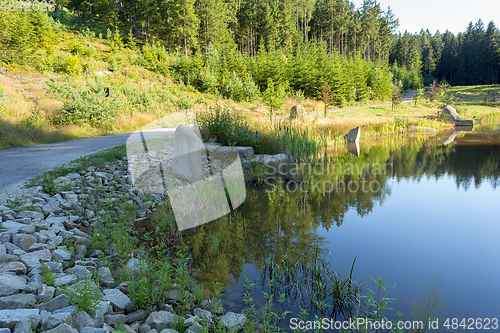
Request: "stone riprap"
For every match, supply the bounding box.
[0,145,297,332]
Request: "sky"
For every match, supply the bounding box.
[350,0,500,35]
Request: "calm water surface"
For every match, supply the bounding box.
[185,131,500,330]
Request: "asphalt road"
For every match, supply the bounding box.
[0,128,175,202]
[0,91,417,202]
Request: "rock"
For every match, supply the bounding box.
[80,328,109,333]
[346,142,360,157]
[38,284,55,302]
[54,274,76,287]
[92,301,111,327]
[69,265,92,281]
[344,126,360,142]
[13,317,34,333]
[127,309,146,323]
[0,328,9,333]
[16,211,44,221]
[97,267,115,288]
[290,104,307,119]
[0,309,40,330]
[192,308,213,326]
[51,249,72,262]
[442,106,474,126]
[125,258,141,275]
[104,314,127,328]
[185,322,203,333]
[145,311,179,332]
[41,312,72,331]
[0,274,27,291]
[117,281,130,294]
[20,249,51,271]
[165,289,182,302]
[0,293,36,309]
[73,311,97,331]
[0,253,19,263]
[0,282,17,297]
[1,221,24,233]
[43,323,78,333]
[53,306,77,316]
[103,289,130,311]
[31,220,50,230]
[0,262,26,275]
[171,125,206,183]
[140,324,151,333]
[35,294,69,312]
[234,146,254,159]
[219,312,246,332]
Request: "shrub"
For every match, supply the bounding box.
[62,275,103,314]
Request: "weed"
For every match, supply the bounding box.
[62,273,103,314]
[194,284,204,304]
[40,263,55,287]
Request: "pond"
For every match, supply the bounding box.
[184,129,500,331]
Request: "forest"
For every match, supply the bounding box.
[1,0,499,103]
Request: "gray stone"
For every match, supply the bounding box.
[69,265,92,281]
[0,328,9,333]
[92,301,111,327]
[97,267,115,288]
[104,314,127,328]
[31,220,50,230]
[171,125,206,183]
[0,309,40,330]
[165,289,182,302]
[35,294,69,312]
[43,323,78,333]
[344,126,360,142]
[185,322,203,333]
[47,261,63,273]
[1,221,24,233]
[0,253,18,263]
[13,317,34,333]
[81,328,109,333]
[48,221,66,235]
[54,274,76,287]
[192,308,213,326]
[38,284,55,302]
[160,330,180,333]
[103,289,130,311]
[41,312,72,331]
[73,311,97,331]
[219,312,246,332]
[290,104,306,119]
[442,105,474,126]
[51,249,71,262]
[0,262,26,275]
[127,309,146,323]
[140,324,151,333]
[145,311,179,332]
[16,211,44,221]
[125,258,142,275]
[53,306,77,316]
[234,146,254,159]
[0,282,17,297]
[20,249,51,271]
[0,293,36,309]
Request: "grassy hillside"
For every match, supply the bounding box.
[0,9,499,151]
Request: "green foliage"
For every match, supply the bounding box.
[26,108,47,129]
[62,275,103,314]
[50,78,118,129]
[321,82,336,116]
[414,88,425,106]
[40,263,55,287]
[409,273,447,333]
[391,80,403,111]
[263,78,289,121]
[197,106,261,151]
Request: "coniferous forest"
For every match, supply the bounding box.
[1,0,500,102]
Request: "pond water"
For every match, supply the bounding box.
[184,130,500,331]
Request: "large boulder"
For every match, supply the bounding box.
[290,105,306,119]
[344,126,360,142]
[171,125,206,183]
[442,106,474,126]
